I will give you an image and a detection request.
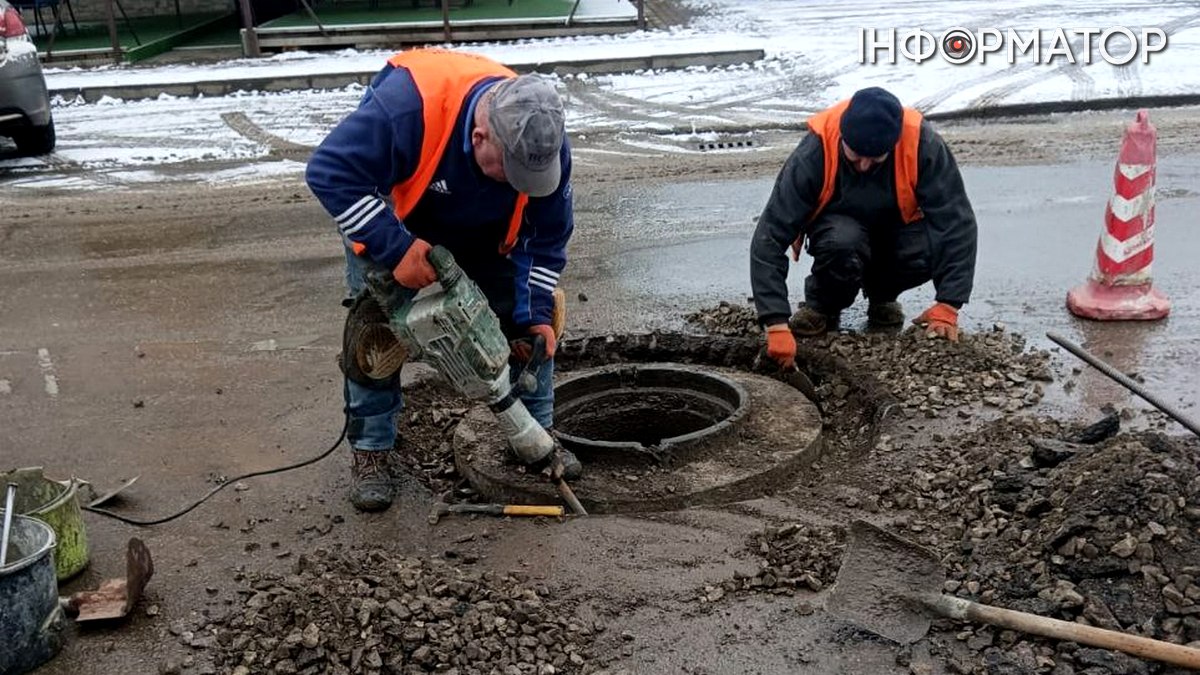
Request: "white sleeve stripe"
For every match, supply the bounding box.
[337,202,376,228]
[339,199,387,232]
[531,266,560,279]
[341,201,388,236]
[530,279,557,294]
[335,195,377,224]
[529,270,559,287]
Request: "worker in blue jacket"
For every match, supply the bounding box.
[306,49,578,512]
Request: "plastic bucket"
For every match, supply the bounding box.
[1,467,90,580]
[0,515,66,674]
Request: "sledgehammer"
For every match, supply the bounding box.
[428,503,564,524]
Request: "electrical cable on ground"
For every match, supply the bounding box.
[83,413,348,527]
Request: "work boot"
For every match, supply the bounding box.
[349,449,395,512]
[556,448,584,480]
[867,300,904,327]
[788,304,839,337]
[528,447,584,480]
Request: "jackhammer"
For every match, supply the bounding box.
[342,246,586,514]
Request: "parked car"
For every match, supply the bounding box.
[0,0,54,156]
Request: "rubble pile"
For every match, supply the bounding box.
[879,418,1200,671]
[707,523,845,603]
[394,401,469,494]
[683,301,1054,418]
[683,301,760,337]
[385,382,474,496]
[193,548,599,675]
[817,326,1053,418]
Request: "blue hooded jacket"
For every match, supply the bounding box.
[306,64,573,328]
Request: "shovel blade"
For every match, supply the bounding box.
[826,520,945,645]
[85,475,140,508]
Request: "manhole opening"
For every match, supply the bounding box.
[553,365,747,459]
[557,390,732,446]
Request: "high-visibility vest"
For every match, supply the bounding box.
[806,98,924,225]
[386,49,529,254]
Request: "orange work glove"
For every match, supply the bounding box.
[913,302,960,342]
[511,324,557,363]
[765,323,797,369]
[393,239,436,290]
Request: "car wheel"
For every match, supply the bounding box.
[14,117,56,156]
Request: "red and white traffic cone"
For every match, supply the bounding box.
[1067,110,1170,321]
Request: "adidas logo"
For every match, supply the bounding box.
[428,179,451,195]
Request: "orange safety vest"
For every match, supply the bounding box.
[806,98,924,225]
[385,48,529,255]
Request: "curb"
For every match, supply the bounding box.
[923,93,1200,121]
[620,93,1200,138]
[47,48,767,103]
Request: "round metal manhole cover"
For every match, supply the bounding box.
[453,363,823,513]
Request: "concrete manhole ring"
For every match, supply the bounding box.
[453,362,823,513]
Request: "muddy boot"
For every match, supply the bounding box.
[867,300,904,327]
[556,448,583,480]
[528,447,584,480]
[350,449,395,512]
[788,304,839,336]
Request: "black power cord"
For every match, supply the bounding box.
[83,413,349,527]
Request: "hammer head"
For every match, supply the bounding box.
[428,503,449,525]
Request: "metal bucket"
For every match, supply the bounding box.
[0,515,66,674]
[0,467,90,580]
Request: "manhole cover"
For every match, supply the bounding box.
[453,363,823,513]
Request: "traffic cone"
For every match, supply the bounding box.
[1067,109,1170,321]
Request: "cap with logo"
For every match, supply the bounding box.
[487,74,566,198]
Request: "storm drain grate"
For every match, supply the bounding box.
[699,139,756,151]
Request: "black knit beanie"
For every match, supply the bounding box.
[839,87,903,157]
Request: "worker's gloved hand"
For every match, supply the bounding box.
[527,324,557,358]
[511,324,557,363]
[393,239,437,289]
[765,323,797,368]
[913,302,960,342]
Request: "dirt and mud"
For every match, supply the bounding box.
[158,313,1195,674]
[2,107,1200,675]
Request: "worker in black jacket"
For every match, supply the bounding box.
[750,87,978,368]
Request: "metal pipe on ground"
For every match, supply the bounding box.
[1046,331,1200,438]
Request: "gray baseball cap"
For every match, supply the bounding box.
[488,74,565,198]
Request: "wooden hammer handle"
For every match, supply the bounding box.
[502,505,565,517]
[930,594,1200,669]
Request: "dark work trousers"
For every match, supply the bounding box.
[803,213,933,314]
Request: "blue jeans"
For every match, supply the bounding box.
[343,248,555,451]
